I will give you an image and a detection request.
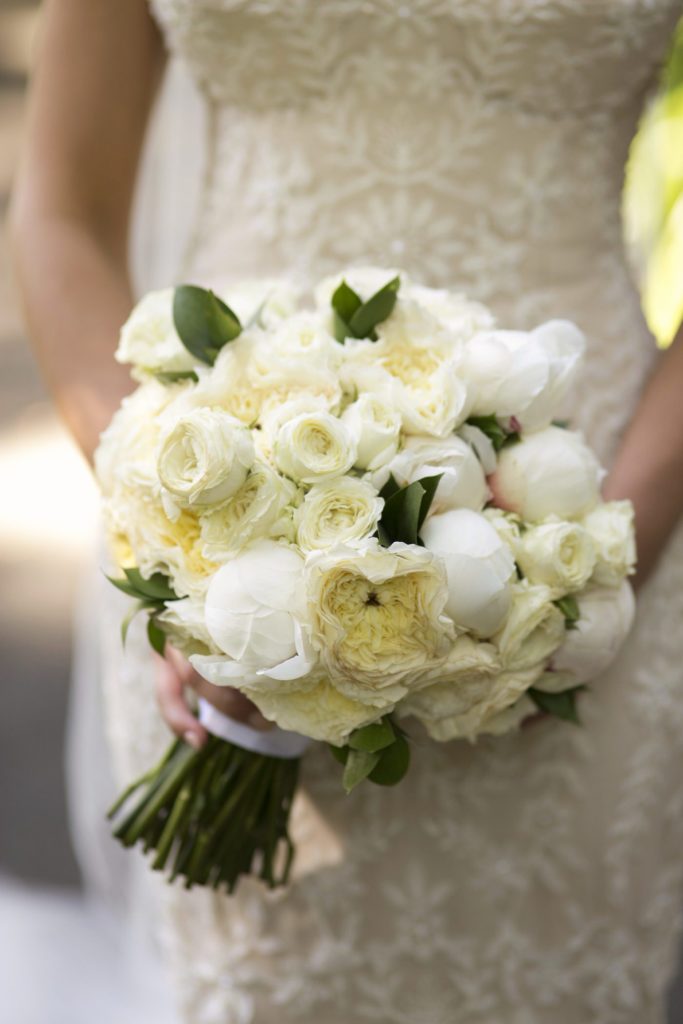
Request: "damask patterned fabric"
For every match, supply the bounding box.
[102,2,683,1021]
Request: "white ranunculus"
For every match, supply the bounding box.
[374,435,489,514]
[490,426,604,522]
[463,319,585,429]
[274,410,356,484]
[493,580,566,671]
[199,460,299,561]
[116,289,197,379]
[420,509,516,637]
[551,581,635,684]
[297,477,383,553]
[515,517,596,596]
[157,408,254,514]
[198,540,313,681]
[581,500,637,586]
[341,394,402,471]
[305,540,453,706]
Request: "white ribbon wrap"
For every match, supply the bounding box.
[197,698,312,759]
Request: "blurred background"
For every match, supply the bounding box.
[0,2,682,1022]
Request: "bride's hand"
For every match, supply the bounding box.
[154,644,271,749]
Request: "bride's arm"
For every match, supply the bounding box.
[10,0,166,462]
[603,325,683,588]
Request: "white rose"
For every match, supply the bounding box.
[490,426,604,522]
[197,540,314,681]
[463,319,584,429]
[157,408,254,513]
[483,507,522,550]
[297,477,383,553]
[374,435,489,514]
[191,333,263,426]
[581,500,637,586]
[116,289,196,379]
[246,312,342,409]
[551,581,636,684]
[420,509,516,637]
[199,460,299,561]
[274,411,356,484]
[305,540,453,706]
[478,694,537,736]
[493,580,566,671]
[515,518,596,595]
[95,379,172,494]
[341,394,402,471]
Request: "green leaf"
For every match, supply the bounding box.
[342,748,381,794]
[555,594,580,626]
[147,617,167,656]
[379,479,426,546]
[331,281,362,343]
[416,474,443,533]
[121,600,146,646]
[348,276,400,340]
[379,473,401,501]
[348,718,396,753]
[173,284,242,366]
[466,414,509,452]
[123,568,179,602]
[368,734,411,786]
[155,370,199,384]
[328,743,349,766]
[528,686,586,725]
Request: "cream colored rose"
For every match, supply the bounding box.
[483,507,522,550]
[420,509,516,637]
[490,426,604,522]
[95,379,172,494]
[191,333,263,426]
[274,411,356,484]
[581,500,636,586]
[247,312,342,410]
[305,540,452,706]
[157,408,254,513]
[115,289,197,379]
[493,580,566,671]
[341,394,402,471]
[515,518,596,596]
[375,435,489,514]
[552,581,635,684]
[297,478,383,553]
[199,460,299,561]
[478,694,537,736]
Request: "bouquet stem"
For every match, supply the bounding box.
[107,734,300,892]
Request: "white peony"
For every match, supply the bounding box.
[116,289,197,379]
[420,509,516,637]
[581,500,637,586]
[551,581,636,684]
[297,477,383,553]
[274,410,356,484]
[374,435,489,514]
[157,408,254,514]
[305,540,452,706]
[490,426,604,522]
[515,517,596,596]
[341,394,402,471]
[493,580,566,671]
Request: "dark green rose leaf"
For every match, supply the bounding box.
[147,617,167,656]
[173,284,242,365]
[528,685,586,725]
[348,718,396,754]
[416,474,443,533]
[377,473,443,547]
[342,748,381,794]
[368,733,411,786]
[379,473,401,501]
[331,280,363,343]
[348,276,400,340]
[154,370,199,384]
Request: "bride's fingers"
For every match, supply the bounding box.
[154,652,208,749]
[164,644,272,730]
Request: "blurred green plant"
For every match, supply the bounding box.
[624,19,683,347]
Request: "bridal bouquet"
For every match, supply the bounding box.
[97,267,636,891]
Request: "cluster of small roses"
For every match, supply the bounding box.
[97,267,636,750]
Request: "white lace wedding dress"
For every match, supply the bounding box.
[92,2,683,1021]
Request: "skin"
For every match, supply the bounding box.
[10,0,683,749]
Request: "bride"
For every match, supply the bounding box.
[11,1,683,1021]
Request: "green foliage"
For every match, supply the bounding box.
[528,685,586,725]
[555,594,580,629]
[332,276,401,342]
[377,474,443,547]
[466,414,519,452]
[332,717,411,793]
[173,285,242,365]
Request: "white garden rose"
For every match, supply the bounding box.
[493,580,566,671]
[515,518,596,596]
[483,507,522,550]
[305,540,452,706]
[407,285,496,340]
[478,694,537,736]
[490,426,604,522]
[374,435,489,514]
[274,410,356,484]
[551,581,635,684]
[191,332,263,426]
[297,477,383,553]
[198,540,313,680]
[581,500,636,586]
[116,289,197,379]
[157,408,254,514]
[95,379,172,494]
[463,319,585,430]
[246,312,342,410]
[199,460,299,561]
[341,394,402,471]
[420,509,516,637]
